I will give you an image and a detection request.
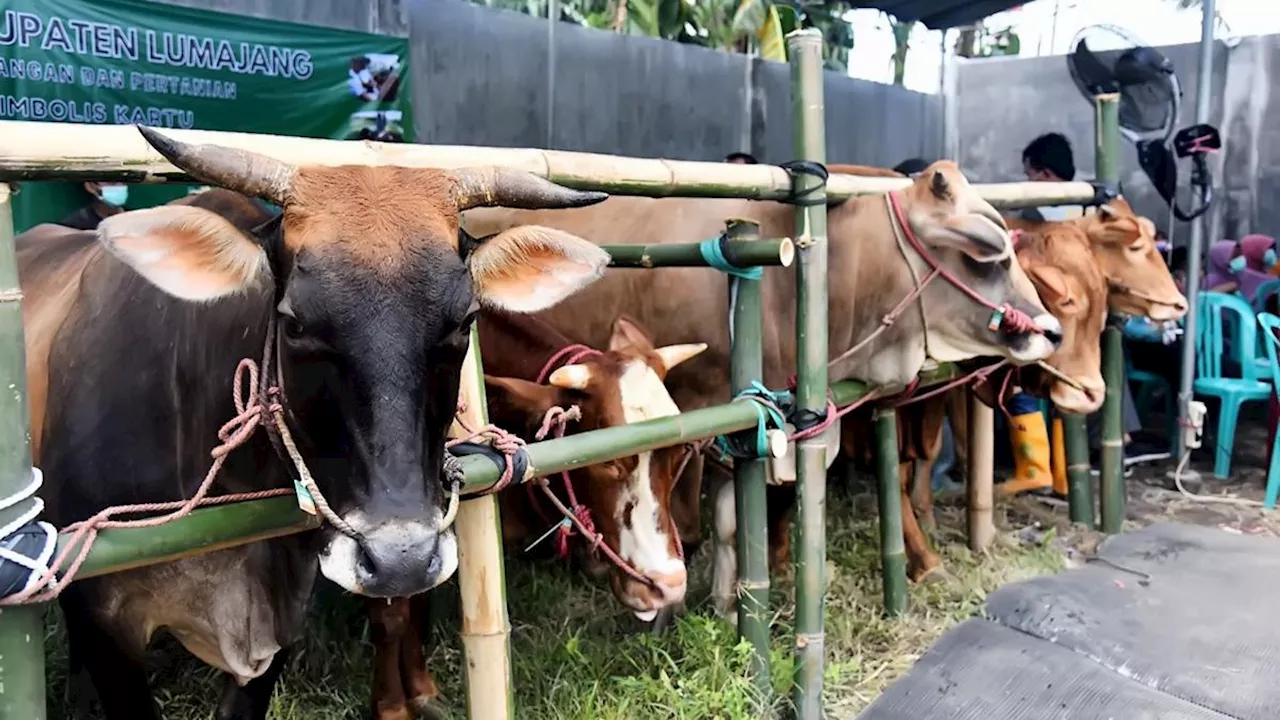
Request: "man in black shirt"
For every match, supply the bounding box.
[57,181,129,230]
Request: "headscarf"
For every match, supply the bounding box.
[1237,234,1277,301]
[1203,240,1240,291]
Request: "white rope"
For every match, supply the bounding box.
[0,468,59,596]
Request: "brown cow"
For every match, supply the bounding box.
[21,129,611,720]
[463,162,1061,619]
[367,312,704,719]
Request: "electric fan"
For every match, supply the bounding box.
[1067,24,1218,221]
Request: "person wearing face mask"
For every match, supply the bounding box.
[58,181,129,230]
[1236,234,1278,304]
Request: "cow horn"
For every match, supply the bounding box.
[450,167,608,211]
[137,126,295,206]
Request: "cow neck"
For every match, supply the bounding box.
[826,191,1039,373]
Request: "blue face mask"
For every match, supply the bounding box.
[1266,249,1278,268]
[1229,255,1247,273]
[99,185,128,208]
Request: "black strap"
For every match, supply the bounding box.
[779,160,829,207]
[1090,181,1121,207]
[449,442,530,491]
[0,525,51,598]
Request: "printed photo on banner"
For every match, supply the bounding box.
[347,53,401,103]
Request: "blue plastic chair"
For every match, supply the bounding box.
[1256,313,1280,508]
[1252,279,1280,314]
[1194,292,1272,480]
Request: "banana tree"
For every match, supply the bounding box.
[889,15,913,85]
[729,0,853,70]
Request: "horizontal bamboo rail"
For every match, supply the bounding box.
[603,237,794,268]
[0,121,1099,209]
[56,496,321,581]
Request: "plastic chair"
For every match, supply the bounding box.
[1194,292,1272,479]
[1256,313,1280,508]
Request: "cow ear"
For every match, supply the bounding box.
[98,206,269,301]
[483,375,566,428]
[609,315,655,353]
[930,215,1011,263]
[1028,265,1071,305]
[469,225,609,313]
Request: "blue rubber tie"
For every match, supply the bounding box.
[699,236,763,280]
[716,382,789,458]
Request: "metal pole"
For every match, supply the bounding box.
[1062,415,1095,527]
[1095,93,1126,534]
[874,408,906,617]
[787,29,829,720]
[454,330,514,720]
[546,0,557,149]
[0,184,45,719]
[726,220,771,695]
[1176,0,1217,458]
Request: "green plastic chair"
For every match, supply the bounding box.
[1195,292,1272,479]
[1256,313,1280,508]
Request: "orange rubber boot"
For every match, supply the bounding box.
[997,410,1053,496]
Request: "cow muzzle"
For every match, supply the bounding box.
[318,509,458,598]
[613,562,688,622]
[1005,313,1062,364]
[1050,375,1106,415]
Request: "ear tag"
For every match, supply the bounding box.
[987,307,1006,332]
[294,480,317,515]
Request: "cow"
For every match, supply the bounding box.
[461,161,1062,619]
[21,127,614,720]
[367,312,705,720]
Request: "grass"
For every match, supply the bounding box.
[44,490,1063,719]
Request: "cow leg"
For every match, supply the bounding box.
[711,477,738,624]
[59,587,162,720]
[911,454,938,535]
[401,595,443,719]
[368,598,413,720]
[900,462,943,583]
[766,484,796,573]
[215,649,290,720]
[947,390,970,477]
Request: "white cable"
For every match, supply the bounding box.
[0,468,59,595]
[1170,452,1265,507]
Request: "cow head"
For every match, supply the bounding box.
[1074,198,1188,321]
[96,126,611,598]
[893,162,1062,365]
[483,317,705,620]
[1015,225,1108,414]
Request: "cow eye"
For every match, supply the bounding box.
[284,317,307,339]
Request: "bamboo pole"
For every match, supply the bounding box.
[0,120,1098,208]
[452,330,514,720]
[724,220,771,696]
[1062,415,1095,528]
[1095,93,1126,535]
[874,408,906,617]
[0,184,44,719]
[789,29,829,720]
[57,497,318,580]
[966,393,995,552]
[603,237,794,269]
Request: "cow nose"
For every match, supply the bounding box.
[1172,296,1189,315]
[353,523,446,597]
[646,565,688,600]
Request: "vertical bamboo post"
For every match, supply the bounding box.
[787,29,830,720]
[1063,415,1095,527]
[452,329,513,720]
[874,408,906,617]
[0,184,44,720]
[0,184,44,719]
[966,393,995,552]
[1095,92,1126,534]
[727,220,771,696]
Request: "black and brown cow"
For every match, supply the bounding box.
[21,127,610,720]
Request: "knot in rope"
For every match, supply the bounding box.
[535,405,582,441]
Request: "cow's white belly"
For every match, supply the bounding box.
[93,543,314,686]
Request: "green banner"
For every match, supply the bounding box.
[1,0,412,230]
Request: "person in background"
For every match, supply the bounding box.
[725,152,758,164]
[58,181,128,231]
[1020,132,1079,223]
[1203,240,1242,293]
[893,157,930,177]
[1236,233,1278,304]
